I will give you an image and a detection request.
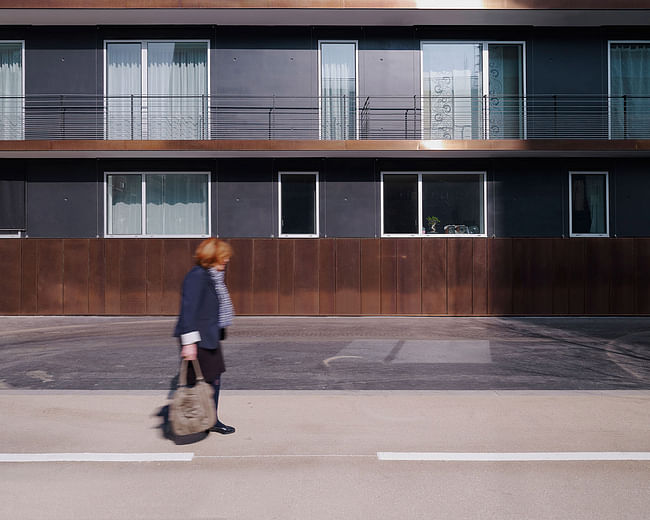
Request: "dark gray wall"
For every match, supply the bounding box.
[0,161,26,231]
[613,161,650,237]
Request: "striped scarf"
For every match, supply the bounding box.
[209,267,234,328]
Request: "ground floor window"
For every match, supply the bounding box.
[279,172,319,237]
[382,172,486,237]
[105,172,210,237]
[569,172,609,237]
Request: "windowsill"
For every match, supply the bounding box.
[382,234,487,238]
[569,234,610,238]
[279,234,319,239]
[105,234,211,238]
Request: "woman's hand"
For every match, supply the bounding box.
[181,343,198,361]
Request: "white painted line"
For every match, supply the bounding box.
[377,452,650,462]
[0,453,194,463]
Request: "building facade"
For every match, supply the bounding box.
[1,1,649,315]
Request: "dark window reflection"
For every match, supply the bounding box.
[281,174,317,235]
[383,174,418,234]
[571,174,607,235]
[422,174,484,234]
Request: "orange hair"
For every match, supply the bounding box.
[194,238,233,268]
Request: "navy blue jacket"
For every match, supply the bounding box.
[173,266,220,350]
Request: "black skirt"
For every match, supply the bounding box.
[187,345,226,385]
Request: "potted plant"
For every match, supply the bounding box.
[426,216,440,233]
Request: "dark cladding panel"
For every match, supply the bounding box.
[0,164,25,231]
[614,165,650,237]
[26,160,99,238]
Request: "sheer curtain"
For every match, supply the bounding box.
[585,175,606,234]
[321,43,356,140]
[147,43,207,140]
[610,43,650,138]
[107,174,142,235]
[0,43,22,140]
[423,43,482,140]
[146,174,208,235]
[106,43,142,139]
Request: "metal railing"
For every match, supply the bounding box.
[1,94,649,140]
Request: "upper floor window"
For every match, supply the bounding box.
[0,41,24,140]
[105,40,208,140]
[381,172,486,237]
[319,41,357,140]
[279,172,319,238]
[421,42,525,140]
[609,42,650,139]
[105,172,210,237]
[569,172,609,237]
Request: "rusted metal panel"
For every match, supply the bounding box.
[447,238,473,315]
[145,239,164,315]
[513,239,553,315]
[88,239,105,315]
[396,238,421,314]
[360,239,381,315]
[119,239,146,314]
[551,238,569,315]
[335,239,361,315]
[611,238,636,315]
[421,238,447,315]
[252,239,278,315]
[380,239,397,314]
[584,239,611,315]
[294,239,319,315]
[37,240,64,315]
[278,239,295,315]
[472,238,488,315]
[226,238,253,316]
[0,239,21,314]
[488,238,513,315]
[567,238,585,314]
[161,239,192,315]
[104,239,121,314]
[636,239,650,314]
[318,238,335,315]
[63,239,89,315]
[21,239,38,314]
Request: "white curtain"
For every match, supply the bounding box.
[610,43,650,138]
[488,44,523,139]
[0,43,22,140]
[147,43,207,140]
[146,174,208,235]
[321,43,356,140]
[585,175,606,234]
[107,174,142,235]
[106,43,142,139]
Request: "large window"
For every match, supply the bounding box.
[569,172,609,237]
[319,41,357,140]
[105,40,208,140]
[382,172,486,237]
[421,42,525,140]
[610,42,650,138]
[279,172,319,237]
[106,172,210,237]
[0,41,23,140]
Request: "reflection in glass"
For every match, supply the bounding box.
[321,42,357,139]
[281,174,317,235]
[571,174,607,235]
[422,174,484,235]
[146,174,208,235]
[383,174,418,234]
[107,174,142,235]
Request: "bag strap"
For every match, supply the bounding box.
[178,358,206,387]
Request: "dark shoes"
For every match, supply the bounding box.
[208,421,236,435]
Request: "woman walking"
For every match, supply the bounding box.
[174,238,235,435]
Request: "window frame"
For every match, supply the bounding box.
[380,171,488,238]
[103,39,211,140]
[0,40,25,141]
[103,171,212,238]
[318,40,359,140]
[278,171,320,239]
[568,171,610,238]
[419,40,527,140]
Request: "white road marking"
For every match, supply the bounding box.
[0,453,194,463]
[321,355,363,367]
[377,452,650,462]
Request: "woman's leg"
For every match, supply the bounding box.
[208,377,235,434]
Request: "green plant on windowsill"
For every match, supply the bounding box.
[426,216,440,234]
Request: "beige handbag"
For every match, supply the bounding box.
[169,359,216,436]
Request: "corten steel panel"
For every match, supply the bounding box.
[611,239,636,315]
[396,239,421,314]
[360,239,381,315]
[380,238,397,314]
[636,239,650,314]
[278,240,295,315]
[335,239,361,315]
[584,239,612,315]
[421,239,447,315]
[567,238,586,314]
[488,238,513,315]
[0,240,21,314]
[472,239,488,315]
[37,240,64,315]
[551,238,570,315]
[63,239,89,315]
[512,239,553,315]
[226,239,254,316]
[252,239,279,315]
[21,240,38,314]
[104,239,121,315]
[119,239,147,315]
[88,239,105,315]
[318,239,335,315]
[161,240,193,316]
[294,240,319,315]
[447,238,473,315]
[145,239,164,315]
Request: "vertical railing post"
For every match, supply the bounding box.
[60,95,65,139]
[343,94,347,139]
[553,95,557,138]
[268,95,275,140]
[130,95,134,140]
[483,94,488,139]
[623,95,628,138]
[201,94,206,140]
[413,94,417,139]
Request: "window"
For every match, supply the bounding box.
[382,172,486,237]
[421,41,525,139]
[105,172,210,237]
[105,40,209,140]
[0,41,24,140]
[319,41,357,139]
[569,172,609,237]
[609,42,650,138]
[279,172,319,237]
